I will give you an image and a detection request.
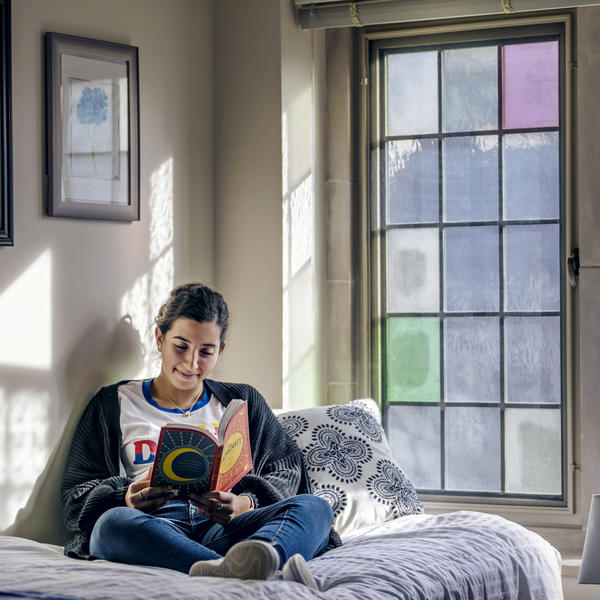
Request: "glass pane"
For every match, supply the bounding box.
[386,139,439,224]
[388,228,439,313]
[442,46,498,132]
[505,316,561,404]
[444,226,499,312]
[444,317,500,403]
[387,51,438,136]
[445,407,501,492]
[504,224,560,312]
[387,405,441,490]
[502,41,559,129]
[505,408,562,495]
[503,132,559,221]
[386,317,440,403]
[443,135,499,222]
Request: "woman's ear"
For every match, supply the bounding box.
[155,326,164,352]
[219,342,226,355]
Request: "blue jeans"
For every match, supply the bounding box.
[90,494,333,573]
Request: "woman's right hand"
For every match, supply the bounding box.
[125,468,175,511]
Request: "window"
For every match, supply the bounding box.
[366,21,570,505]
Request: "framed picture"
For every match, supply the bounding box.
[0,0,12,245]
[45,32,139,220]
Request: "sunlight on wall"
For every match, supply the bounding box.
[282,106,316,408]
[0,250,52,369]
[0,387,50,529]
[121,158,174,378]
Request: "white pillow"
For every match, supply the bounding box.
[277,398,423,536]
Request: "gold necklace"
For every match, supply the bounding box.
[157,385,203,417]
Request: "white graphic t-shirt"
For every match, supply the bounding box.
[119,379,226,481]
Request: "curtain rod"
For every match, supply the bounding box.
[296,0,600,29]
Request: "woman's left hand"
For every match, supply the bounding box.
[189,491,253,524]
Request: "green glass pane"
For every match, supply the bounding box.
[386,317,440,403]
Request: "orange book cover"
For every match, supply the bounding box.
[150,399,252,497]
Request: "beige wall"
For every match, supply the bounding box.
[213,0,327,409]
[0,0,213,536]
[212,1,284,405]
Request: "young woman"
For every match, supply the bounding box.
[61,283,337,586]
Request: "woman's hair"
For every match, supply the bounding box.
[154,283,230,343]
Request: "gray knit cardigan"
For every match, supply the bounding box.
[61,379,341,559]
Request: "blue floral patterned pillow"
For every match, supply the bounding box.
[277,399,423,536]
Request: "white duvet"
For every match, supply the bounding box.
[0,511,563,599]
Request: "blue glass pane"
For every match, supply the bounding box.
[444,226,499,312]
[387,139,439,224]
[505,317,561,404]
[445,407,501,492]
[504,224,560,312]
[443,135,499,222]
[503,133,559,221]
[444,317,500,403]
[387,405,441,490]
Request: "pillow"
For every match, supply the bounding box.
[277,398,423,536]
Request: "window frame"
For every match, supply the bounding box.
[357,13,578,526]
[0,0,12,246]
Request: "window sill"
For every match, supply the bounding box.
[562,557,581,578]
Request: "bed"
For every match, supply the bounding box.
[0,399,563,599]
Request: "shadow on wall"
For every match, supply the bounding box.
[2,316,143,545]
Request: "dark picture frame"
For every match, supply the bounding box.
[0,0,13,245]
[45,33,139,220]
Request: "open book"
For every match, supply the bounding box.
[150,399,252,496]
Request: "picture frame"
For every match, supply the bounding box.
[0,0,13,245]
[45,32,139,220]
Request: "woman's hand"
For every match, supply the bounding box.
[125,468,175,512]
[189,491,253,525]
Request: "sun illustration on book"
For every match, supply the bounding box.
[158,430,213,484]
[162,448,206,482]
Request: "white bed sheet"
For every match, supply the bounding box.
[0,511,563,600]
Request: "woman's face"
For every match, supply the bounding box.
[155,317,224,393]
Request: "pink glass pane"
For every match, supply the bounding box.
[502,41,558,129]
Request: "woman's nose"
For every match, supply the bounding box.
[185,349,200,368]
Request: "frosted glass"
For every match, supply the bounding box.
[387,51,438,136]
[443,135,499,222]
[387,405,441,490]
[444,317,500,403]
[386,139,439,224]
[386,317,440,403]
[444,226,499,312]
[388,228,439,313]
[504,224,560,312]
[505,408,562,495]
[445,407,501,492]
[442,46,498,133]
[504,316,561,405]
[502,41,559,129]
[503,132,559,221]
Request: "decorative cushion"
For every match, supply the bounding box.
[277,398,423,536]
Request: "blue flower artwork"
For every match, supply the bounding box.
[76,86,108,126]
[75,86,109,175]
